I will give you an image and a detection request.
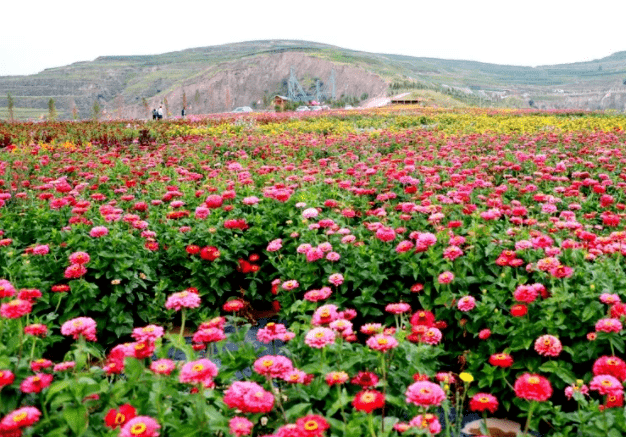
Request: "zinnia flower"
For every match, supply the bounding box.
[61,317,97,341]
[304,327,336,349]
[164,290,201,311]
[229,416,253,436]
[534,335,562,357]
[366,334,398,352]
[590,374,624,396]
[179,359,218,385]
[119,416,160,437]
[405,381,446,407]
[353,390,385,413]
[593,356,626,382]
[513,373,552,402]
[104,404,137,429]
[296,414,330,437]
[469,393,499,413]
[0,406,41,431]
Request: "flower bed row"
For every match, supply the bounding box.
[1,108,626,436]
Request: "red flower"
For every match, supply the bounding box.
[186,245,200,255]
[296,415,330,437]
[104,404,137,429]
[510,304,528,317]
[410,310,435,327]
[469,393,499,413]
[200,246,220,261]
[351,371,379,388]
[514,373,552,402]
[593,356,626,382]
[353,390,385,413]
[223,299,245,312]
[489,353,514,368]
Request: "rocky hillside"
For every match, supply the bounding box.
[1,40,625,120]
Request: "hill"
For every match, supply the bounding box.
[1,40,625,120]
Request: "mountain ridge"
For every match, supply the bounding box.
[1,39,626,120]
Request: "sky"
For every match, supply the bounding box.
[2,0,626,77]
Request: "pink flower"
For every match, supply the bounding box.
[132,325,165,342]
[242,196,259,205]
[302,208,319,219]
[311,304,340,325]
[119,416,160,437]
[193,327,226,344]
[405,381,446,407]
[0,279,16,298]
[590,374,624,396]
[20,373,53,393]
[366,334,398,352]
[409,413,442,434]
[0,406,41,431]
[165,291,201,311]
[179,359,218,385]
[564,383,589,400]
[395,240,414,253]
[385,302,411,314]
[32,244,49,255]
[513,285,539,303]
[68,251,90,265]
[89,226,109,237]
[438,271,454,284]
[61,317,97,341]
[53,361,76,372]
[223,381,274,414]
[305,327,336,348]
[229,416,254,436]
[596,318,622,333]
[534,335,562,357]
[422,327,443,345]
[281,280,299,291]
[253,355,294,379]
[375,227,396,242]
[256,323,290,343]
[478,329,491,340]
[266,239,283,252]
[0,299,32,319]
[304,287,333,302]
[64,263,87,279]
[150,359,176,376]
[457,296,476,312]
[328,273,344,286]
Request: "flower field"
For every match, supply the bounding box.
[1,107,626,436]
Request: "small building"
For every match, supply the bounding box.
[390,97,421,105]
[273,95,292,110]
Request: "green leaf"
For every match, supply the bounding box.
[46,380,71,403]
[285,403,311,421]
[63,405,88,436]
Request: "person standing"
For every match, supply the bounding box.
[152,109,157,120]
[181,108,186,118]
[157,105,163,120]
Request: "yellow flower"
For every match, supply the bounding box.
[459,372,474,383]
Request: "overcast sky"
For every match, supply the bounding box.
[2,0,625,76]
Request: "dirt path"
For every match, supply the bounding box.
[360,92,410,108]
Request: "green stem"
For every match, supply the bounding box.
[179,309,187,340]
[15,318,24,372]
[380,353,387,434]
[29,337,37,362]
[367,413,377,437]
[482,411,490,436]
[523,401,537,437]
[442,400,452,437]
[337,385,347,432]
[54,293,64,313]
